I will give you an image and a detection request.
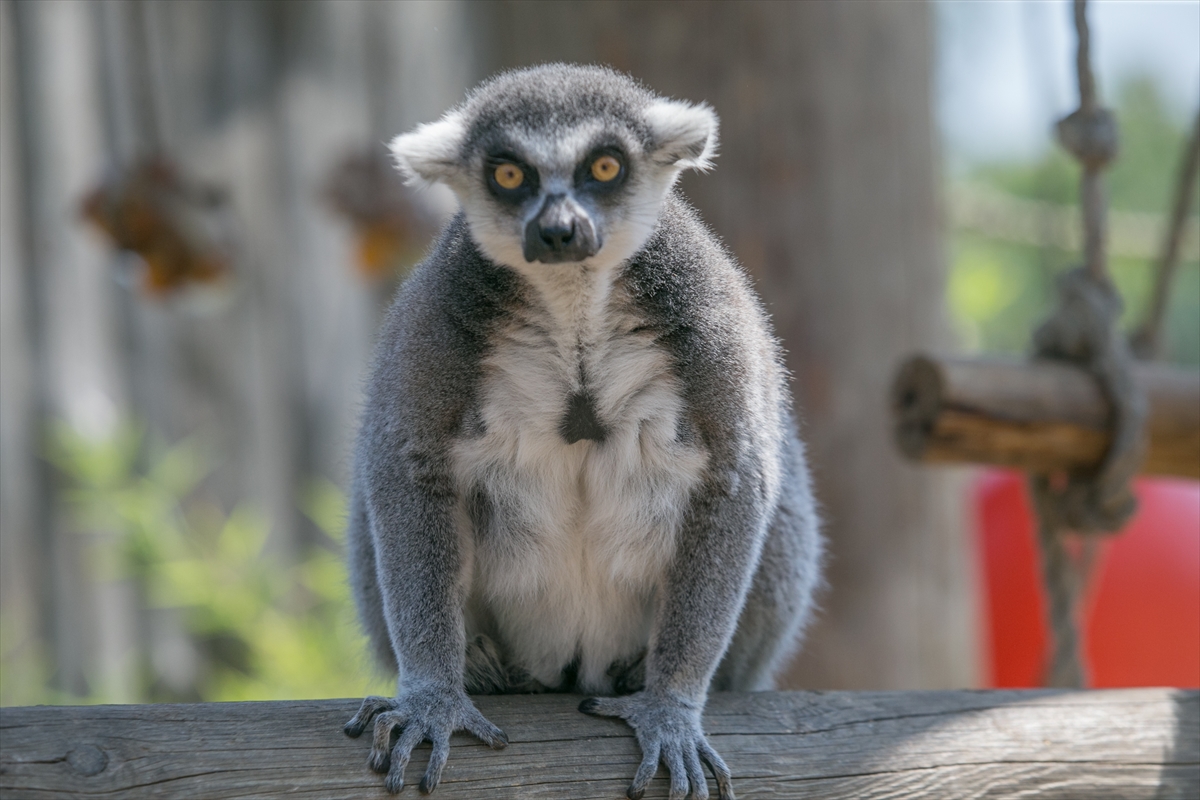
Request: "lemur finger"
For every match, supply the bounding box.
[384,724,426,794]
[684,747,709,800]
[663,744,689,800]
[419,733,451,794]
[368,710,406,773]
[345,695,395,738]
[464,708,508,749]
[626,741,660,800]
[579,696,629,718]
[698,740,735,800]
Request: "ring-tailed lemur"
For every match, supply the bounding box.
[343,63,822,800]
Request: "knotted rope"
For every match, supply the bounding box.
[1027,0,1147,688]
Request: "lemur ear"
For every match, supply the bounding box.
[645,99,719,171]
[389,112,467,186]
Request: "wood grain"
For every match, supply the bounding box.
[893,355,1200,478]
[2,690,1197,799]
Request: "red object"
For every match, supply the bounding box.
[975,470,1200,688]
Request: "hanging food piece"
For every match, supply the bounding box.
[322,147,437,281]
[80,156,234,298]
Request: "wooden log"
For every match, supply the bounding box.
[892,355,1200,479]
[1,690,1197,799]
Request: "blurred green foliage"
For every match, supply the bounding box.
[948,78,1200,364]
[0,422,391,705]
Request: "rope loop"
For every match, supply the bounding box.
[1032,267,1146,533]
[1029,266,1146,688]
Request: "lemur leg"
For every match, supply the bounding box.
[714,437,822,691]
[607,650,647,694]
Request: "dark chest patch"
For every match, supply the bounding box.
[559,390,608,444]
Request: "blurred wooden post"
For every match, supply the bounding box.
[0,0,43,705]
[472,0,974,690]
[5,0,138,702]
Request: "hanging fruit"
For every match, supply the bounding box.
[323,147,437,281]
[81,156,233,297]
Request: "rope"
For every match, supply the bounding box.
[1030,479,1091,688]
[1028,0,1147,688]
[1132,111,1200,360]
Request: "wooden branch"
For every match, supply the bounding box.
[893,355,1200,479]
[2,690,1197,798]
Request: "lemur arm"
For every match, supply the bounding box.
[638,242,782,699]
[647,442,771,699]
[359,272,477,689]
[345,243,510,794]
[362,422,467,690]
[648,306,777,695]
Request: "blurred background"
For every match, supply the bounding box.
[1,0,1196,706]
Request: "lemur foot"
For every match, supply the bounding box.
[606,650,647,694]
[344,688,507,794]
[464,635,508,694]
[580,690,733,800]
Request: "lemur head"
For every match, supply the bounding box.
[390,64,718,273]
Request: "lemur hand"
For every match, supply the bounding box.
[344,685,507,794]
[580,690,733,800]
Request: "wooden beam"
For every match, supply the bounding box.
[2,690,1196,798]
[892,355,1200,479]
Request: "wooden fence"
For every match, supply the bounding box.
[3,690,1198,799]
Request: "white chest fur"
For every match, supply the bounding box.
[451,266,708,692]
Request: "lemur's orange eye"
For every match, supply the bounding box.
[591,155,621,182]
[493,163,524,190]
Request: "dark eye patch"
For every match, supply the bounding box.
[485,152,539,202]
[575,145,628,194]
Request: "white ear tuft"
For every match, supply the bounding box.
[389,112,467,187]
[645,99,719,171]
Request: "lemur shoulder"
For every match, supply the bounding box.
[343,63,823,800]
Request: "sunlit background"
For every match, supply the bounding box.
[940,0,1199,361]
[1,0,1196,706]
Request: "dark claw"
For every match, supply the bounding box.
[699,741,734,800]
[385,769,405,794]
[578,697,600,714]
[345,712,373,738]
[421,735,450,794]
[345,695,394,738]
[368,750,390,774]
[627,788,645,800]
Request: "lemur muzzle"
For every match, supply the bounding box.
[524,193,600,263]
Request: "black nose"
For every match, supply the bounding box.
[523,194,600,263]
[540,219,575,250]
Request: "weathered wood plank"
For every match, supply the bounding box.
[2,690,1196,799]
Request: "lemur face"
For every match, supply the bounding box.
[389,65,718,274]
[475,125,637,265]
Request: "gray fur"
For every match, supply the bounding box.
[345,64,822,800]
